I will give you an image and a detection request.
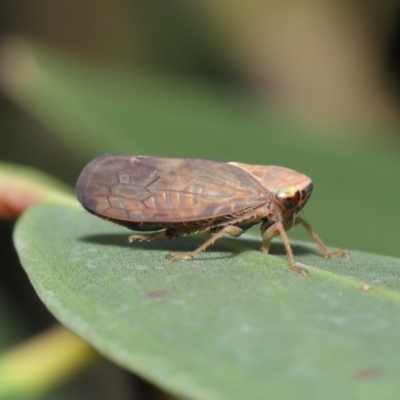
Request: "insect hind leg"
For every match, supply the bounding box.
[128,230,168,243]
[128,227,188,243]
[166,225,243,261]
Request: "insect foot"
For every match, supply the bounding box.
[128,234,149,243]
[165,252,194,261]
[292,264,308,276]
[324,249,349,259]
[128,231,167,243]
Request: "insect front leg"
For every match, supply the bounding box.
[166,225,244,261]
[290,217,348,259]
[261,222,308,275]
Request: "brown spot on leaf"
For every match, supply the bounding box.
[144,290,168,300]
[354,367,383,381]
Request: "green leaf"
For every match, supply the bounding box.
[14,200,400,399]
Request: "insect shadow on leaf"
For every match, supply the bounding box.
[79,231,319,260]
[79,233,238,260]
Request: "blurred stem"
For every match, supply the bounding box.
[0,162,74,219]
[0,325,100,397]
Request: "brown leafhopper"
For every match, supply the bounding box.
[76,155,347,274]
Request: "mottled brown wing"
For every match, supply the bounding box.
[76,154,268,230]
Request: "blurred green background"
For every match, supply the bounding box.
[1,1,400,398]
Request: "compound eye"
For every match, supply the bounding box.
[275,186,301,210]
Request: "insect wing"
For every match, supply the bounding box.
[76,155,268,225]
